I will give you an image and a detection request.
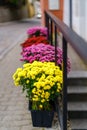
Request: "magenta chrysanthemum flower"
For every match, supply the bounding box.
[20,43,71,72]
[27,26,47,37]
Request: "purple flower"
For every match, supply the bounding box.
[20,43,71,72]
[27,26,47,36]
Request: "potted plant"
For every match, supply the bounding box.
[26,26,47,37]
[20,43,71,72]
[20,36,49,49]
[12,61,63,127]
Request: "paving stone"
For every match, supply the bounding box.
[0,106,7,111]
[0,120,30,127]
[20,125,43,130]
[0,127,21,130]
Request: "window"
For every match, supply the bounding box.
[48,0,60,10]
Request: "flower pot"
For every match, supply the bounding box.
[28,100,56,111]
[28,100,32,110]
[31,110,54,127]
[49,100,56,112]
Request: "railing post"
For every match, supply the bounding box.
[62,36,68,130]
[45,11,50,42]
[50,20,53,45]
[45,11,47,28]
[54,25,57,65]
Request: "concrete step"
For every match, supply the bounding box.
[68,86,87,101]
[68,86,87,93]
[68,78,87,86]
[67,71,87,129]
[70,119,87,130]
[68,71,87,86]
[68,71,87,78]
[68,102,87,111]
[68,102,87,118]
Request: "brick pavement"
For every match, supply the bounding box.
[0,18,60,130]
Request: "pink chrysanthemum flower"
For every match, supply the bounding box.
[20,43,71,72]
[27,26,47,37]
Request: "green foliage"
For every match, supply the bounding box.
[9,0,18,5]
[5,0,25,8]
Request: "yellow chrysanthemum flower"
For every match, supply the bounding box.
[13,61,63,110]
[39,104,43,109]
[41,99,45,103]
[45,92,50,99]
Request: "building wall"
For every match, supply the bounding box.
[40,0,64,26]
[27,0,35,18]
[63,0,69,26]
[63,0,87,41]
[0,4,28,23]
[40,0,48,26]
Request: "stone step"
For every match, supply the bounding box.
[68,71,87,86]
[70,119,87,130]
[68,71,87,78]
[68,102,87,118]
[68,78,87,86]
[68,93,87,102]
[68,86,87,93]
[68,102,87,111]
[67,71,87,129]
[68,86,87,101]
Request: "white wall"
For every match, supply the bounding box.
[63,0,70,26]
[72,0,87,41]
[86,1,87,41]
[63,0,87,41]
[79,0,87,41]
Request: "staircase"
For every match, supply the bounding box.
[68,71,87,130]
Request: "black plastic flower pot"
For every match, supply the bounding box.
[49,100,56,112]
[28,100,32,110]
[28,100,56,111]
[31,110,54,128]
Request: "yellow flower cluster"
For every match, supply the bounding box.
[13,61,62,110]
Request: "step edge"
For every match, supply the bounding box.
[68,71,87,78]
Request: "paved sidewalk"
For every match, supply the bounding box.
[0,17,60,130]
[0,17,86,130]
[0,17,41,60]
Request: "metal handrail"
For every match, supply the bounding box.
[44,10,87,130]
[45,10,87,64]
